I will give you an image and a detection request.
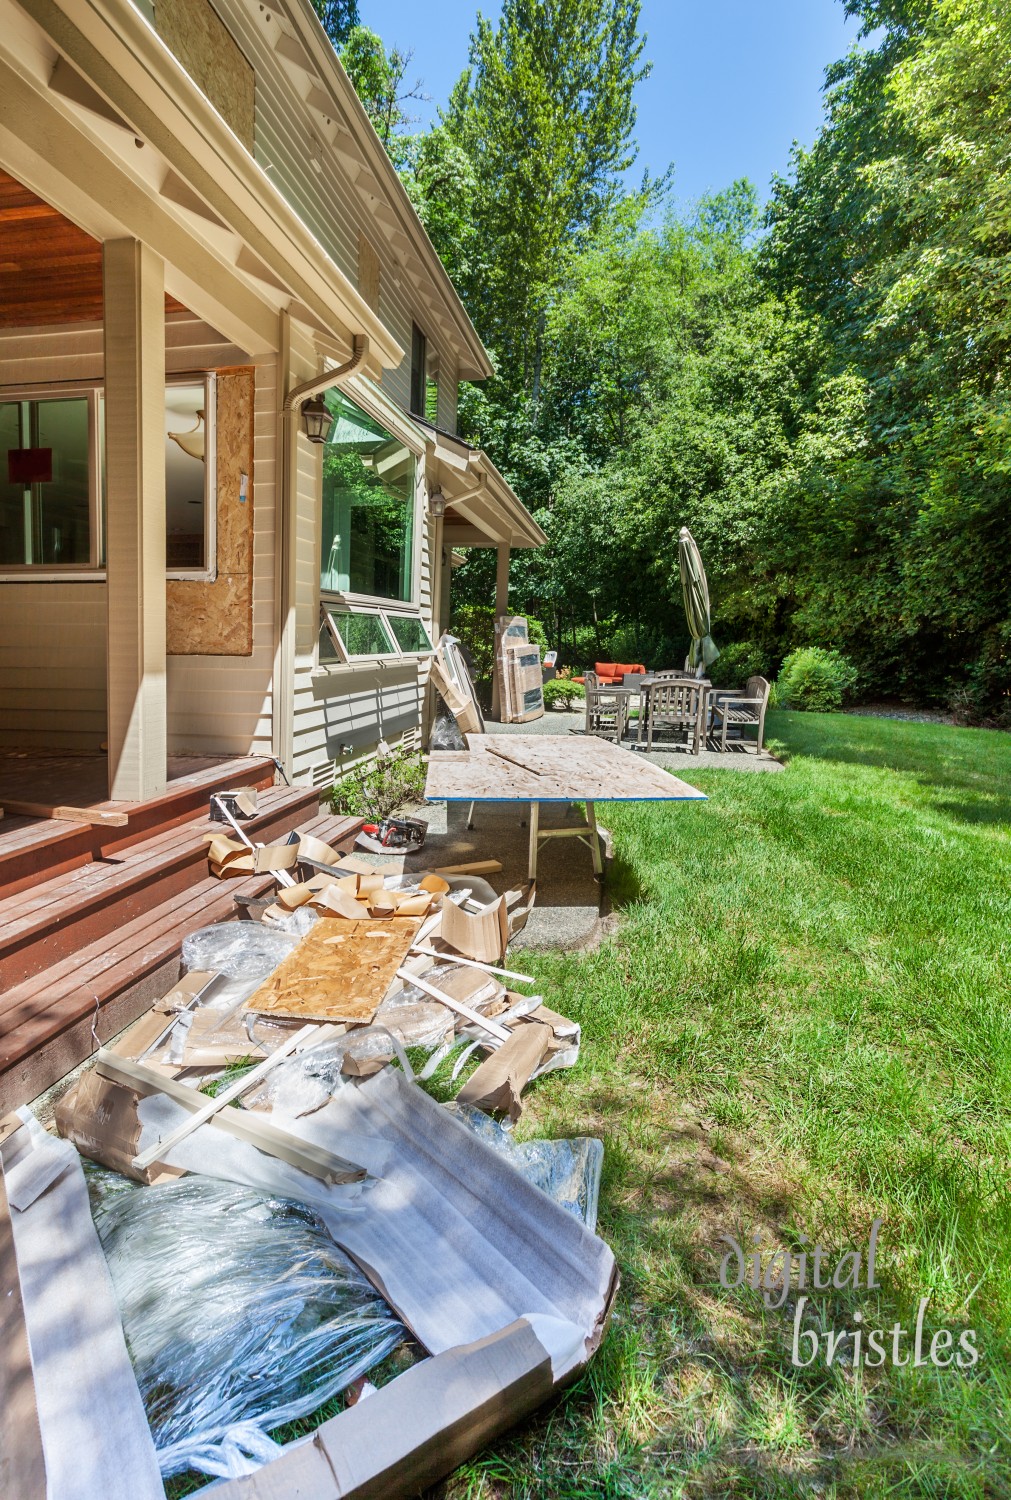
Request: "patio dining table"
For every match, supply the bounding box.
[607,675,712,746]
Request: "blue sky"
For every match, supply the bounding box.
[360,0,862,206]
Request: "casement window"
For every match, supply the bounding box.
[0,377,216,580]
[319,603,434,667]
[319,385,415,601]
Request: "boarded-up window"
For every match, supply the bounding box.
[358,234,380,312]
[166,368,254,656]
[155,0,255,152]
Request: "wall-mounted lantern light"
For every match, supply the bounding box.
[301,395,334,445]
[428,489,447,518]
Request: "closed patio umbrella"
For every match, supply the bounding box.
[678,526,719,677]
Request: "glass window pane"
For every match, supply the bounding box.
[166,383,207,570]
[320,387,414,600]
[0,402,26,565]
[329,610,397,658]
[386,614,433,653]
[19,396,91,564]
[319,619,340,663]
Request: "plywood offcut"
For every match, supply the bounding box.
[243,916,423,1024]
[167,367,254,656]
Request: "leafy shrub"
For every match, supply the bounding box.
[708,641,770,689]
[777,647,859,712]
[542,678,585,711]
[327,746,427,821]
[449,604,496,698]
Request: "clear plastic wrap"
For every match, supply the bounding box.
[260,905,319,938]
[89,1171,405,1478]
[445,1102,603,1230]
[180,924,299,980]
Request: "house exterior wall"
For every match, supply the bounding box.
[283,320,438,789]
[165,356,276,756]
[0,0,508,789]
[0,582,107,750]
[0,317,276,756]
[202,0,460,433]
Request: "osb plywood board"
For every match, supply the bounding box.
[426,734,708,803]
[243,916,424,1024]
[156,0,255,150]
[359,233,381,311]
[167,367,254,656]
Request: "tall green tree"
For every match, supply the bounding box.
[443,0,650,408]
[339,28,427,152]
[764,0,1011,707]
[309,0,359,47]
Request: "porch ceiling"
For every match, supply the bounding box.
[0,170,184,327]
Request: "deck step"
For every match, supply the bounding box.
[0,810,363,1114]
[0,785,320,990]
[0,756,277,898]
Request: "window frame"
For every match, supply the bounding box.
[318,599,434,670]
[0,385,104,578]
[410,323,427,418]
[165,373,217,583]
[0,376,217,583]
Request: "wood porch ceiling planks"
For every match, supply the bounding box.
[0,169,185,327]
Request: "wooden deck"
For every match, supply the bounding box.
[0,754,363,1112]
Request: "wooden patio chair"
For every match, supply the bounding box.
[584,674,628,742]
[645,679,705,754]
[710,675,770,752]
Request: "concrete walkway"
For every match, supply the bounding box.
[412,710,781,952]
[487,710,784,772]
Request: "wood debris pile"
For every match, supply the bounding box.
[4,823,612,1500]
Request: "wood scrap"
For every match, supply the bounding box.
[0,798,128,827]
[411,946,534,984]
[207,833,299,878]
[399,969,511,1042]
[132,1022,323,1171]
[456,1020,555,1121]
[438,893,510,965]
[429,859,503,876]
[79,1054,366,1185]
[244,916,423,1024]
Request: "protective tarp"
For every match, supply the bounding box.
[89,1171,405,1480]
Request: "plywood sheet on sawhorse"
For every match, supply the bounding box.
[424,735,707,879]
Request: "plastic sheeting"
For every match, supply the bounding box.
[181,925,299,980]
[445,1102,603,1230]
[89,1172,405,1479]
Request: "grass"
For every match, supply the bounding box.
[428,710,1011,1499]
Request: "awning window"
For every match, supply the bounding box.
[320,603,434,666]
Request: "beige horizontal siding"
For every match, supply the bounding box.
[0,582,106,749]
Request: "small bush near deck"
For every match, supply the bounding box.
[327,747,426,822]
[542,678,585,711]
[777,646,858,712]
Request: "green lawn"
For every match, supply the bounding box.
[438,711,1011,1499]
